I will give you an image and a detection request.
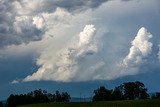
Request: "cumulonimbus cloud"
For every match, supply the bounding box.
[22,25,100,82]
[9,26,155,83]
[21,26,155,83]
[1,0,158,83]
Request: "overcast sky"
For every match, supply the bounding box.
[0,0,160,100]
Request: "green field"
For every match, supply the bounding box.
[19,99,160,107]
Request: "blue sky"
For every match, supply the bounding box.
[0,0,160,100]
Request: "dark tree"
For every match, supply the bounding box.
[92,81,149,101]
[92,86,112,101]
[123,81,149,100]
[7,89,71,107]
[47,93,55,102]
[55,91,62,102]
[0,102,3,107]
[7,94,15,107]
[61,92,71,102]
[139,88,149,99]
[33,89,49,103]
[111,85,124,100]
[123,82,137,100]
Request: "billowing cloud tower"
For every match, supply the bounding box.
[23,25,99,82]
[123,27,153,67]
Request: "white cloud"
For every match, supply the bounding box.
[33,16,45,29]
[79,25,96,46]
[10,26,156,83]
[3,0,159,83]
[7,24,156,83]
[122,27,153,67]
[0,8,73,56]
[23,24,101,82]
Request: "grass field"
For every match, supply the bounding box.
[19,99,160,107]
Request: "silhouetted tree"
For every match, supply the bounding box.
[0,102,3,107]
[7,89,71,107]
[123,82,137,99]
[47,93,55,102]
[123,81,149,100]
[92,81,149,102]
[33,89,49,103]
[7,94,16,107]
[55,91,62,102]
[92,86,112,101]
[61,92,71,102]
[111,85,124,100]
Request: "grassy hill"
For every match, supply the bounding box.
[19,99,160,107]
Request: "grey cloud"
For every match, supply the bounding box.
[121,0,139,2]
[1,0,159,83]
[22,24,100,82]
[121,0,132,1]
[3,0,109,15]
[45,0,109,12]
[0,0,139,48]
[0,0,109,48]
[41,0,140,13]
[0,0,44,48]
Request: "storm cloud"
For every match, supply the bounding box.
[0,0,144,47]
[23,24,101,82]
[0,0,160,84]
[0,0,109,48]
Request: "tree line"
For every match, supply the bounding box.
[6,89,70,107]
[92,81,160,101]
[1,81,160,107]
